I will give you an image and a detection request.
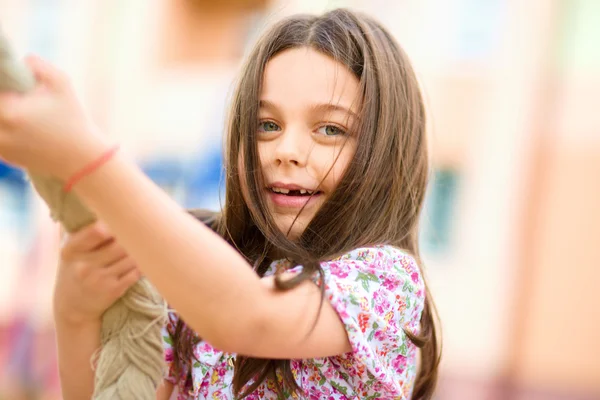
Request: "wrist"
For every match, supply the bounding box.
[63,143,121,192]
[57,126,114,183]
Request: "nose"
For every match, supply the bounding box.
[273,126,307,167]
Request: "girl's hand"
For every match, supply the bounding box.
[0,55,109,179]
[53,221,142,325]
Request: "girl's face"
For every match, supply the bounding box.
[251,47,360,239]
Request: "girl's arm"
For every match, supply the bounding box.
[156,381,174,400]
[54,319,100,400]
[72,151,351,359]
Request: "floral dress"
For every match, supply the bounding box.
[162,246,425,399]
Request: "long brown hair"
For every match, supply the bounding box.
[171,8,441,399]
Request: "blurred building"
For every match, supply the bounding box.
[0,0,598,399]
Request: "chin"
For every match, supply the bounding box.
[275,220,306,241]
[280,226,302,240]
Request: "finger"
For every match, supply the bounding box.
[88,239,128,267]
[106,257,137,280]
[114,268,142,297]
[60,222,112,259]
[24,54,68,92]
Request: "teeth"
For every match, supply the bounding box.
[271,187,316,195]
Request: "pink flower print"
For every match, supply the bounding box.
[337,307,351,321]
[373,290,391,311]
[374,303,388,316]
[199,342,214,353]
[364,264,380,276]
[217,365,228,377]
[411,272,420,284]
[319,386,333,396]
[322,364,336,379]
[382,275,400,291]
[328,261,350,278]
[164,347,174,363]
[374,329,387,342]
[391,354,408,373]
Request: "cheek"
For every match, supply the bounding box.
[239,148,271,209]
[257,141,278,184]
[318,141,356,189]
[257,141,268,167]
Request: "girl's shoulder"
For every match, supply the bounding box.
[336,245,421,275]
[324,245,425,297]
[269,245,423,288]
[333,245,417,264]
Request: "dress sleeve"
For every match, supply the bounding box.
[318,247,426,397]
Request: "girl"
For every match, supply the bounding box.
[0,8,440,400]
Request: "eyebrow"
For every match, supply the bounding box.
[259,100,358,120]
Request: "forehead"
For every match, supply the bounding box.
[261,47,360,114]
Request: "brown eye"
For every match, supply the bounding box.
[258,121,281,132]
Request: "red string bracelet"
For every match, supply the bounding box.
[63,144,121,193]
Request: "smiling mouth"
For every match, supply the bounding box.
[269,187,322,196]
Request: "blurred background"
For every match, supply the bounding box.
[0,0,598,399]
